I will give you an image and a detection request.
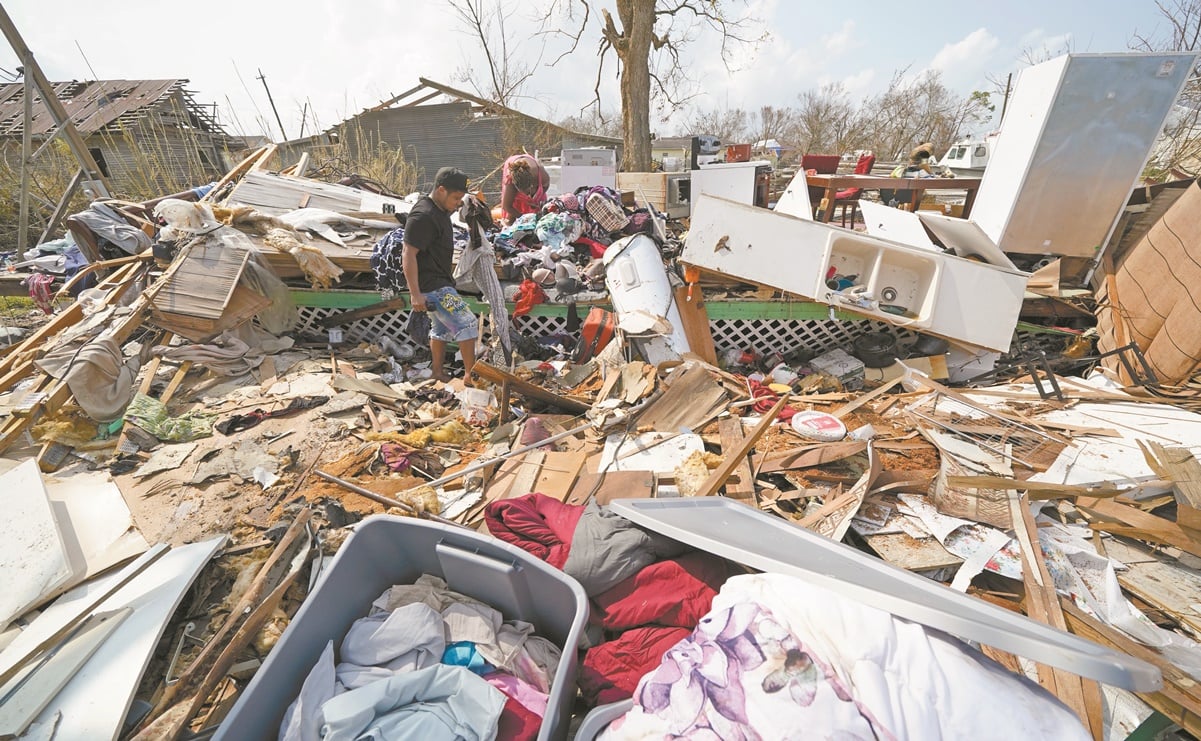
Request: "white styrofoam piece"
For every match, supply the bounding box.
[859,201,937,250]
[10,537,225,740]
[916,211,1019,270]
[682,194,1028,352]
[772,169,813,220]
[610,497,1161,691]
[0,460,81,630]
[0,608,130,738]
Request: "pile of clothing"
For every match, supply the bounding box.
[279,574,561,741]
[484,493,733,706]
[597,573,1090,739]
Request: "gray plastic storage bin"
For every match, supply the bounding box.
[216,515,589,741]
[573,699,632,740]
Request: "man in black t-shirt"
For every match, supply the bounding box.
[402,167,477,380]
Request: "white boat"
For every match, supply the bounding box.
[940,135,996,176]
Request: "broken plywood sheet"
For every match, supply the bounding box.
[861,532,964,572]
[0,460,82,629]
[14,536,225,740]
[599,431,704,497]
[567,470,656,506]
[798,443,880,541]
[633,363,728,433]
[1104,537,1201,640]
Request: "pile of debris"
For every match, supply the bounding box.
[10,61,1201,739]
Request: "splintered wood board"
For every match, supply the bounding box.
[151,243,250,320]
[568,470,657,506]
[533,451,588,502]
[862,532,963,571]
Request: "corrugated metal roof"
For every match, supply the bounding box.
[0,79,222,138]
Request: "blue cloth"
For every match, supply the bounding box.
[441,641,491,675]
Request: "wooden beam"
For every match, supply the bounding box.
[718,417,756,501]
[315,296,408,328]
[471,361,590,415]
[1079,497,1201,560]
[693,395,787,499]
[1010,492,1103,739]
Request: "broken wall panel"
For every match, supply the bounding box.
[1096,181,1201,384]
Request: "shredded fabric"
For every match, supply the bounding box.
[456,195,513,361]
[25,273,55,314]
[512,280,547,318]
[123,392,217,442]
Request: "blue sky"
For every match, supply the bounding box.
[0,0,1180,140]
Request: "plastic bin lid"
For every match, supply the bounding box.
[609,497,1162,692]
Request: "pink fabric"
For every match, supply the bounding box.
[484,494,585,569]
[485,672,550,717]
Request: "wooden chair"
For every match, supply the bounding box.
[833,153,875,228]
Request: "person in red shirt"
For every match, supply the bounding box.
[500,154,549,225]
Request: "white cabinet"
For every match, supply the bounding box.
[682,195,1028,352]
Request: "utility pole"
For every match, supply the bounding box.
[256,68,288,142]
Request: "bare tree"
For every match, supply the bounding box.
[854,69,990,162]
[450,0,542,107]
[558,106,625,138]
[684,105,750,142]
[794,82,864,155]
[545,0,763,171]
[753,105,797,145]
[1133,0,1201,177]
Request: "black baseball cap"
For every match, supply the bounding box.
[434,167,469,193]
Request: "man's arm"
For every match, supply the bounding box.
[402,243,425,311]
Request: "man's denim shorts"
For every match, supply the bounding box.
[425,286,479,343]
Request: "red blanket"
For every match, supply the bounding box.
[485,494,584,569]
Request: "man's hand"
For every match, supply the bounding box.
[410,292,428,312]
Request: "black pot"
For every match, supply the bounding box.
[853,331,898,368]
[910,333,950,357]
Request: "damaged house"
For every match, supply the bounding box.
[276,77,622,195]
[0,78,238,195]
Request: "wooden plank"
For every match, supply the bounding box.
[1140,441,1201,529]
[751,441,867,474]
[1080,497,1201,560]
[718,417,756,501]
[1102,538,1201,640]
[508,450,546,500]
[1061,599,1201,739]
[471,362,590,415]
[532,451,587,502]
[694,396,787,499]
[673,285,718,364]
[830,377,901,419]
[944,475,1121,500]
[634,363,729,433]
[159,361,193,406]
[1010,491,1102,739]
[316,296,408,328]
[568,469,656,506]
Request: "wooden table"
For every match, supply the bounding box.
[805,174,984,223]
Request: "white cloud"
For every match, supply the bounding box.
[929,28,1002,75]
[824,21,857,54]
